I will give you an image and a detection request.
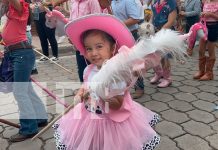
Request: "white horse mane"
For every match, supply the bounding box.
[89,29,186,99]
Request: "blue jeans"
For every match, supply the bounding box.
[6,48,47,135]
[26,30,37,70]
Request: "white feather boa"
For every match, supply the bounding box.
[89,29,186,100]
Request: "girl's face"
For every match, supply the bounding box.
[84,32,114,69]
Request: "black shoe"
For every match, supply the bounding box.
[9,133,37,142]
[31,69,38,75]
[132,89,144,99]
[38,121,48,127]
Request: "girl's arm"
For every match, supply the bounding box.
[8,0,23,14]
[162,10,177,29]
[106,95,124,110]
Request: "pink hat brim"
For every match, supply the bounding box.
[65,14,135,55]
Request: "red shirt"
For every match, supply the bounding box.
[2,0,29,46]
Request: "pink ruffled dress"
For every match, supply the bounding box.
[53,65,160,150]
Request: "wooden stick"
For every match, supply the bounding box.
[31,77,69,108]
[31,96,81,141]
[0,119,20,128]
[33,48,73,74]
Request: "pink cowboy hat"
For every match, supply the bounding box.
[65,14,135,55]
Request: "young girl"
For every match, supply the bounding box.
[150,0,177,87]
[193,0,218,80]
[53,14,160,150]
[1,0,47,142]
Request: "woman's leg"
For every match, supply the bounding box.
[28,82,48,123]
[46,26,58,58]
[193,38,207,79]
[199,41,216,80]
[10,49,38,138]
[34,12,49,57]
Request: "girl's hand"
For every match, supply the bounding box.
[74,87,91,102]
[82,91,90,102]
[179,11,185,16]
[74,88,84,102]
[105,95,124,110]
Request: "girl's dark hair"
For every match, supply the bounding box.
[82,29,116,48]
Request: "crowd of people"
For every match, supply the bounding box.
[0,0,217,149]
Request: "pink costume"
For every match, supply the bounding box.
[53,64,160,150]
[187,18,208,50]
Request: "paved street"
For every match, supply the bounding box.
[0,37,218,150]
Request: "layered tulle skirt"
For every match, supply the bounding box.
[53,102,160,150]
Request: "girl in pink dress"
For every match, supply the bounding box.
[53,14,160,150]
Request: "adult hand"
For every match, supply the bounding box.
[51,0,58,7]
[201,12,213,18]
[179,11,185,16]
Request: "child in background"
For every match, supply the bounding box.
[150,0,177,88]
[53,14,160,150]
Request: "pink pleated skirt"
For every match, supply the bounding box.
[53,102,160,150]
